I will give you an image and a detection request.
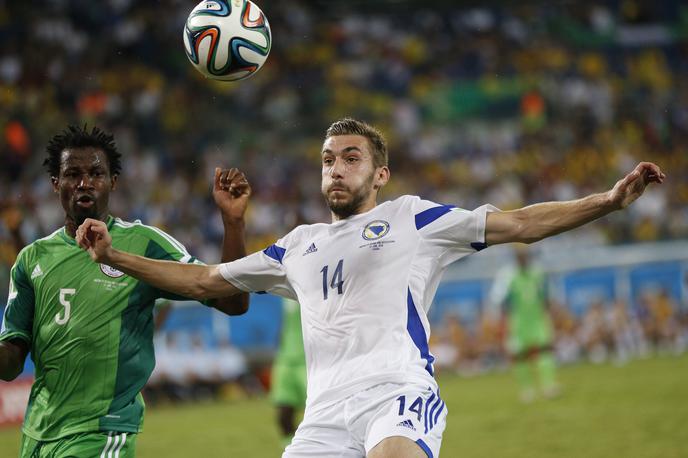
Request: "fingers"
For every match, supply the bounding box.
[213,167,222,191]
[214,167,251,197]
[618,167,640,191]
[635,162,666,184]
[75,218,107,250]
[76,219,95,249]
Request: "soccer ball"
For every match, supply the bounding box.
[183,0,272,81]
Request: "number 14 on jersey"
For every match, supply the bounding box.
[320,259,344,300]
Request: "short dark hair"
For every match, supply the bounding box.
[44,125,122,177]
[325,118,388,168]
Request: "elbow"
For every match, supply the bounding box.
[211,294,250,316]
[511,212,544,244]
[185,269,220,300]
[227,301,250,316]
[0,368,22,382]
[231,296,250,315]
[179,284,209,301]
[519,235,542,245]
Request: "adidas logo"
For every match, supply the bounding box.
[303,243,317,256]
[396,419,416,431]
[31,264,43,279]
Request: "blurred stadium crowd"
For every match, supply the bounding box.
[1,0,687,263]
[1,0,686,402]
[431,288,688,376]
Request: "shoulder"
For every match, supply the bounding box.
[391,194,422,209]
[17,228,63,265]
[112,217,173,242]
[112,218,189,254]
[263,223,327,262]
[279,223,327,247]
[389,195,454,214]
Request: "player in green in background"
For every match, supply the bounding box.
[271,298,307,448]
[492,245,559,402]
[0,125,251,457]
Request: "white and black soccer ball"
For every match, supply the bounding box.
[183,0,272,81]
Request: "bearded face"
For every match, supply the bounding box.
[320,135,387,220]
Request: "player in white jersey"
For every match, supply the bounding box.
[75,119,665,458]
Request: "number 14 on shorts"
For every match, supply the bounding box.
[395,388,445,434]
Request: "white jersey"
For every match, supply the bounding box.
[220,195,497,406]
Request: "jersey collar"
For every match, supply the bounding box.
[59,215,115,246]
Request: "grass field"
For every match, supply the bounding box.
[1,354,686,457]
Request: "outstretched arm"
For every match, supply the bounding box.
[0,339,28,381]
[76,219,242,300]
[210,167,251,315]
[485,162,666,245]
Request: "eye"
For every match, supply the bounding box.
[323,157,334,165]
[346,156,358,164]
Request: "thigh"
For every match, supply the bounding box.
[283,401,363,458]
[368,436,428,458]
[363,384,446,458]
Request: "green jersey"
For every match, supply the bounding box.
[506,267,553,349]
[0,216,200,441]
[274,298,305,367]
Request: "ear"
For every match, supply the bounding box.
[51,176,59,193]
[373,166,390,190]
[110,174,119,191]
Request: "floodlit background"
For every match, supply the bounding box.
[0,0,686,457]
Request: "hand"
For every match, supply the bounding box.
[213,167,251,224]
[75,218,114,263]
[608,162,666,210]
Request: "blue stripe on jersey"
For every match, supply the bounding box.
[416,439,433,458]
[263,244,286,264]
[414,205,456,230]
[406,289,435,376]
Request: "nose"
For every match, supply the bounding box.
[329,157,345,178]
[77,174,94,189]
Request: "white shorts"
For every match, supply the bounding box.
[283,381,447,458]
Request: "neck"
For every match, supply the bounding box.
[64,213,108,237]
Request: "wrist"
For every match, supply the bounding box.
[101,247,118,265]
[603,190,621,211]
[221,215,246,228]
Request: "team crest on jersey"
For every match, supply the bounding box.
[362,220,390,240]
[100,264,125,278]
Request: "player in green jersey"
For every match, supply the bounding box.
[492,245,559,402]
[0,125,251,457]
[271,298,307,448]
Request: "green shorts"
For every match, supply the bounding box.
[271,362,307,408]
[19,431,137,458]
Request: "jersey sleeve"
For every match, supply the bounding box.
[218,237,297,300]
[0,254,35,344]
[410,196,500,267]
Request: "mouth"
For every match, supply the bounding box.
[75,195,96,208]
[329,185,348,193]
